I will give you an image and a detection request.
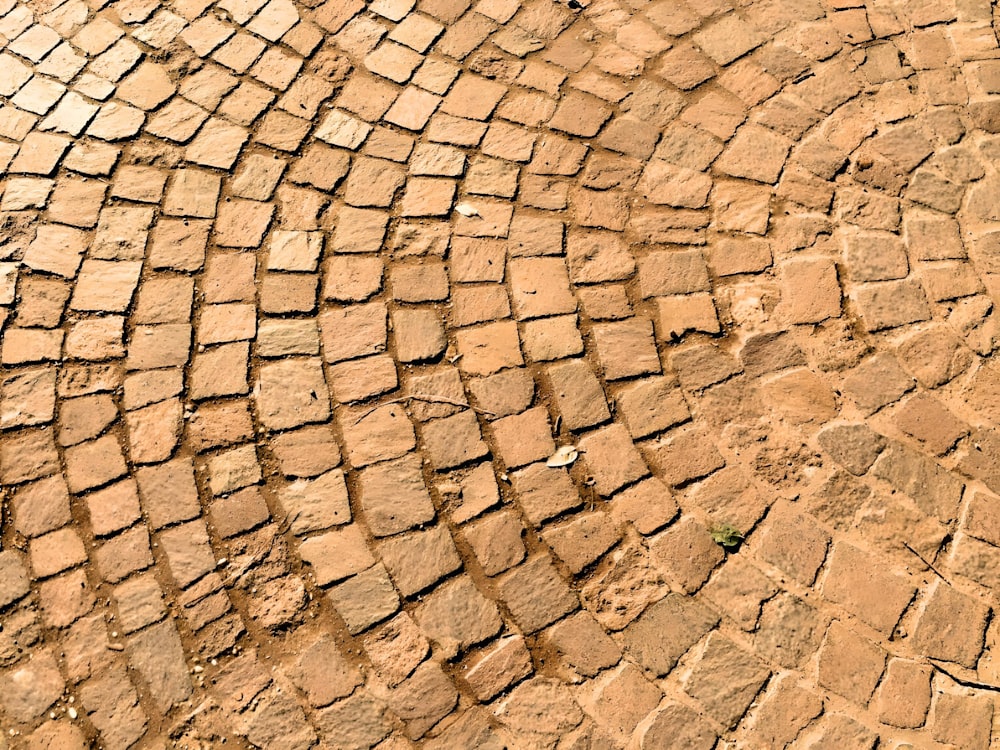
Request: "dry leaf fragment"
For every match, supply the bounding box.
[546,445,579,467]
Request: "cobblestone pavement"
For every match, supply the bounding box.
[4,0,1000,747]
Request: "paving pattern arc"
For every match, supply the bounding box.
[4,0,1000,747]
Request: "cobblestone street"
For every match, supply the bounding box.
[2,0,1000,747]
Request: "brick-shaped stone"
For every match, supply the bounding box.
[682,633,770,729]
[496,556,578,633]
[817,620,885,705]
[822,543,915,635]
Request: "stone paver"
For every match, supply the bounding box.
[2,0,1000,747]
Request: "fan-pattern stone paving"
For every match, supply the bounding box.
[1,0,1000,747]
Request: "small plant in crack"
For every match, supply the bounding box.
[710,523,744,550]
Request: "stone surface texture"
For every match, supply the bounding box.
[0,0,998,747]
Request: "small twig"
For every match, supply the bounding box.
[903,541,951,584]
[224,536,277,586]
[352,395,496,424]
[352,399,404,424]
[929,659,1000,692]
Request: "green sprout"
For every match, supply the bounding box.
[710,524,744,549]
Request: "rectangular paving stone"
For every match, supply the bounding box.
[127,620,194,715]
[822,542,915,635]
[509,462,581,525]
[496,556,578,634]
[378,524,461,597]
[22,225,87,278]
[299,524,376,587]
[545,359,610,431]
[682,633,770,729]
[163,168,221,217]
